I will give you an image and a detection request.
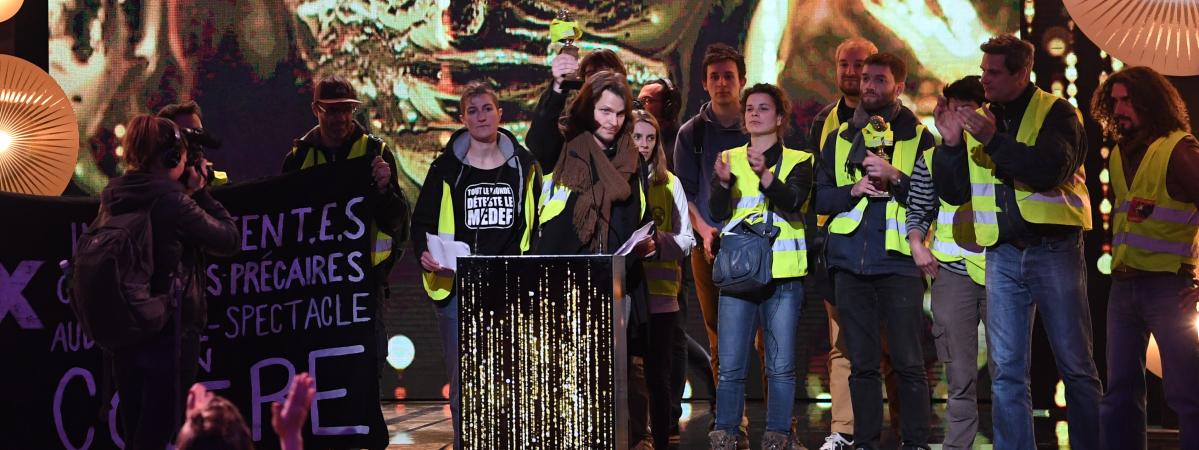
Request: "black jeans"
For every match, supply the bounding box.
[112,327,199,450]
[833,271,930,449]
[629,312,677,448]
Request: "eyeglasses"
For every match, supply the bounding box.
[316,103,359,116]
[637,96,658,106]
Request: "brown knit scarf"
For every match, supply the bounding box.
[553,132,639,252]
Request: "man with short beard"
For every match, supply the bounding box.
[815,52,935,450]
[808,37,877,450]
[1092,66,1199,450]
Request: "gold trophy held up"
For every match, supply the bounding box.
[550,8,584,91]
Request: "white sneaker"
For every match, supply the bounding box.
[819,432,853,450]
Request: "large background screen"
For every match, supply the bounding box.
[49,0,1017,401]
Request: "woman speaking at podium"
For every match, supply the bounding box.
[409,80,541,449]
[534,70,655,258]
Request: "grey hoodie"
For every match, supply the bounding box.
[672,101,749,228]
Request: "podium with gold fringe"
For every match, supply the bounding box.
[459,255,628,449]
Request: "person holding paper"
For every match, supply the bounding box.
[409,81,541,449]
[707,83,813,450]
[626,108,694,449]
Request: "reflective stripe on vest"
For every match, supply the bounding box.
[827,122,924,256]
[423,168,539,300]
[644,172,682,304]
[421,182,456,301]
[537,173,648,231]
[965,88,1092,247]
[520,169,537,253]
[722,145,811,278]
[293,134,398,267]
[1111,130,1199,273]
[816,103,845,228]
[538,173,570,225]
[925,148,986,285]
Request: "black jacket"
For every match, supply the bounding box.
[100,172,239,332]
[932,84,1087,242]
[410,127,541,258]
[526,87,571,170]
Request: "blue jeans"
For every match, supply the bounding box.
[986,232,1100,450]
[1102,273,1199,450]
[434,295,461,450]
[715,278,804,433]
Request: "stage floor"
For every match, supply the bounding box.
[379,400,1183,449]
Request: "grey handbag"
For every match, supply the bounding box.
[711,154,784,296]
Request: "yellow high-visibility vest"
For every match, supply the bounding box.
[292,134,398,267]
[963,88,1091,247]
[819,101,846,150]
[924,148,986,285]
[644,172,684,305]
[538,175,647,228]
[722,145,811,278]
[827,122,925,255]
[1110,130,1199,273]
[815,101,849,228]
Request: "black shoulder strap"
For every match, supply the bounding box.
[765,150,785,228]
[692,118,706,155]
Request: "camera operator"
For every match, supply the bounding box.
[100,115,239,449]
[158,101,229,186]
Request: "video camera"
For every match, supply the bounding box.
[179,127,222,184]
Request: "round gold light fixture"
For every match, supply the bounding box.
[1064,0,1199,76]
[0,55,79,196]
[0,0,23,23]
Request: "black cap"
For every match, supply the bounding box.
[313,75,362,105]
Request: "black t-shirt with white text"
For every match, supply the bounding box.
[453,165,524,255]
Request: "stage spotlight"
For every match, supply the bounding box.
[0,0,22,23]
[1147,334,1163,377]
[0,55,79,196]
[386,334,416,370]
[0,130,12,153]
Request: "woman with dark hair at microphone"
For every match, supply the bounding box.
[534,70,653,257]
[409,80,541,450]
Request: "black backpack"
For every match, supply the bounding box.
[68,198,176,351]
